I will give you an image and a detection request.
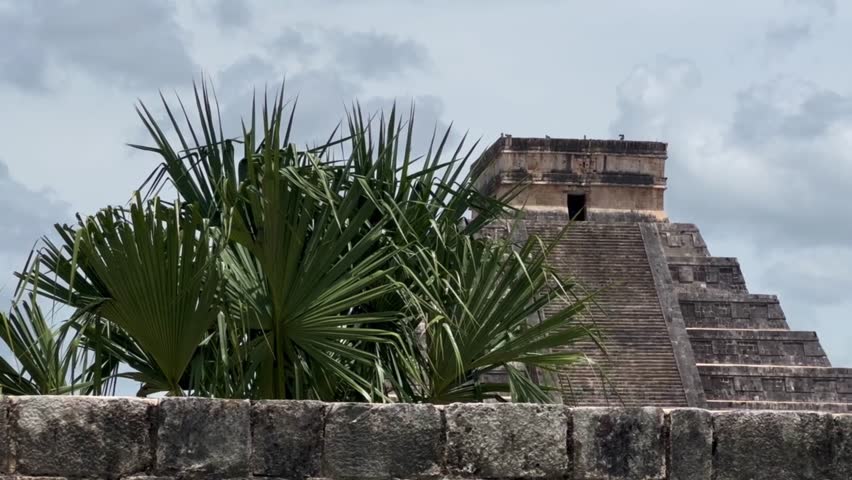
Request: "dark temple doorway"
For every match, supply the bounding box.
[567,193,587,221]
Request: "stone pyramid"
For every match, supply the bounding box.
[474,136,851,412]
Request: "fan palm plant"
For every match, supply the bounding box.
[20,196,221,395]
[0,294,84,395]
[9,80,601,402]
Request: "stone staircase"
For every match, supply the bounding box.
[486,216,850,412]
[523,218,690,407]
[656,223,852,413]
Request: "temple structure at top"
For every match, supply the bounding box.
[473,136,668,221]
[473,135,851,412]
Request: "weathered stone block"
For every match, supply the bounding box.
[445,403,568,478]
[750,304,768,320]
[834,414,852,478]
[804,342,826,357]
[677,266,693,283]
[251,400,326,478]
[666,233,680,247]
[706,268,719,283]
[767,303,785,319]
[0,398,8,474]
[322,403,443,479]
[786,377,814,393]
[734,376,763,392]
[10,396,154,478]
[0,476,70,479]
[731,302,749,319]
[712,410,834,480]
[669,409,712,480]
[156,398,250,478]
[572,407,665,480]
[120,477,176,480]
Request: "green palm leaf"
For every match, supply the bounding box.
[0,295,83,395]
[21,195,221,394]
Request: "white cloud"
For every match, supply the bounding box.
[610,56,701,141]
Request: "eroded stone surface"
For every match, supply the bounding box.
[831,414,852,478]
[11,396,154,478]
[669,408,712,480]
[712,410,834,480]
[0,476,70,479]
[251,400,326,478]
[0,399,8,474]
[0,477,70,479]
[156,398,250,478]
[322,403,443,479]
[572,407,665,480]
[446,403,569,478]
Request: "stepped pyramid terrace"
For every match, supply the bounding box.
[474,136,852,412]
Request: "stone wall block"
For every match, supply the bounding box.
[156,397,250,478]
[677,266,693,283]
[445,403,569,478]
[833,414,852,478]
[712,410,834,480]
[322,403,443,479]
[251,400,326,478]
[669,408,712,480]
[0,398,8,474]
[572,407,665,480]
[0,477,72,479]
[10,396,155,478]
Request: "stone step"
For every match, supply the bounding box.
[678,293,789,329]
[657,223,711,257]
[667,256,748,294]
[687,329,830,367]
[699,364,852,405]
[524,220,690,408]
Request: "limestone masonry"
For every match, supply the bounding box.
[0,396,849,479]
[473,136,852,413]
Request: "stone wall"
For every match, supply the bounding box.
[668,257,748,294]
[0,397,849,479]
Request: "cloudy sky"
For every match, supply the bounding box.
[1,0,850,365]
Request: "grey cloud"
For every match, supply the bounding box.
[765,22,812,51]
[266,27,430,80]
[612,61,852,249]
[764,0,837,52]
[209,0,252,30]
[0,159,70,304]
[212,26,439,147]
[131,22,443,177]
[0,0,197,91]
[0,161,68,252]
[732,79,852,145]
[268,27,321,60]
[681,79,852,249]
[329,30,430,80]
[790,0,837,16]
[217,66,450,153]
[763,247,852,305]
